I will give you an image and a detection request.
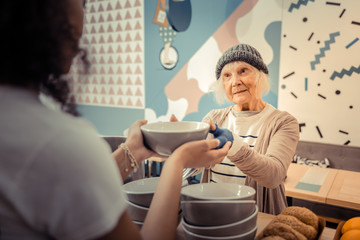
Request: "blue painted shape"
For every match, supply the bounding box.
[310,32,340,70]
[77,105,144,136]
[288,0,315,13]
[330,65,360,80]
[264,21,282,108]
[346,37,359,49]
[305,77,308,91]
[145,0,245,117]
[165,0,192,32]
[295,182,321,192]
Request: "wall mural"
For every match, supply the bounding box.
[144,0,248,122]
[279,0,360,146]
[73,0,359,147]
[70,0,145,109]
[158,0,281,120]
[145,0,360,147]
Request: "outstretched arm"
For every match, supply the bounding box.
[141,139,231,240]
[97,139,230,240]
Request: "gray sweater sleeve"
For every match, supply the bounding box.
[228,111,299,188]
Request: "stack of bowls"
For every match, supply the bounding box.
[180,183,258,240]
[121,177,184,228]
[121,177,160,227]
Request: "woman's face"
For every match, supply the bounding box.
[221,61,261,110]
[60,0,86,73]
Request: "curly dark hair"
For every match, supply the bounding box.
[0,0,89,116]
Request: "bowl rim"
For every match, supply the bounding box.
[126,199,150,210]
[182,205,258,230]
[182,222,258,239]
[140,121,210,133]
[181,183,256,200]
[122,177,160,194]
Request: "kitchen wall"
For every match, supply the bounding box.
[72,0,360,147]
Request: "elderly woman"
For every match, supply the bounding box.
[202,44,299,215]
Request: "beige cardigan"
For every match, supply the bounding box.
[201,105,299,215]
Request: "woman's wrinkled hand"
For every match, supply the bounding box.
[208,121,234,149]
[209,120,216,131]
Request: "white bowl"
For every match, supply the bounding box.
[126,200,149,222]
[181,200,256,226]
[122,177,160,207]
[141,121,210,156]
[182,223,257,240]
[181,183,256,201]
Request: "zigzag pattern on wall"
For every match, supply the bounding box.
[288,0,315,13]
[330,65,360,80]
[310,32,340,70]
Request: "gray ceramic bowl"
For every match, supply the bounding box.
[182,223,257,240]
[182,206,258,237]
[131,209,183,228]
[133,220,143,229]
[122,177,160,207]
[181,183,256,201]
[181,200,256,226]
[126,200,149,222]
[140,121,210,156]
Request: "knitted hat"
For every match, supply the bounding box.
[215,44,268,80]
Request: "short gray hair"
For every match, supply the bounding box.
[209,63,270,105]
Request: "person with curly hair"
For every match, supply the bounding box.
[0,1,231,239]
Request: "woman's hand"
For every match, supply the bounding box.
[209,120,216,131]
[125,120,160,162]
[169,139,231,169]
[208,121,234,149]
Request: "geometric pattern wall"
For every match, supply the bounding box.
[70,0,145,108]
[279,0,360,146]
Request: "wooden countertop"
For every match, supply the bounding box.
[284,163,338,203]
[176,212,335,239]
[284,163,360,210]
[326,169,360,210]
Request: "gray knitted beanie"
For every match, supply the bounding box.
[215,44,269,80]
